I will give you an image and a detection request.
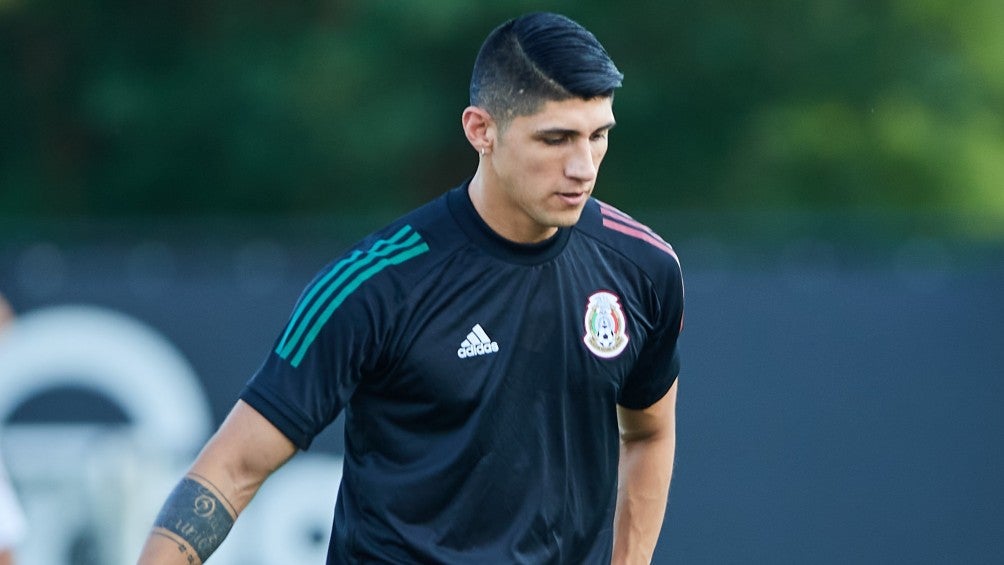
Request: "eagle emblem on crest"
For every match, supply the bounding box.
[583,291,629,359]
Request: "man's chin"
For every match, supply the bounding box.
[548,208,586,228]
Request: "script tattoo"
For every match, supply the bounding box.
[154,475,236,563]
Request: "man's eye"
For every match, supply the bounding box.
[542,137,566,146]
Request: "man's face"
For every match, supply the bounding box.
[485,96,615,243]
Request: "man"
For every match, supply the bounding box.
[139,12,683,564]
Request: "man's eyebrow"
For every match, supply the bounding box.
[533,122,617,137]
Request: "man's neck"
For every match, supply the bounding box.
[467,169,558,244]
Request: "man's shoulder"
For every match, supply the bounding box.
[318,189,465,287]
[576,198,682,281]
[394,189,456,235]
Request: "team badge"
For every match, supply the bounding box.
[582,291,629,359]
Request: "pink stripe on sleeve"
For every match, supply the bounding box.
[601,218,680,263]
[599,203,665,240]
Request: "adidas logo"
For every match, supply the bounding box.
[457,324,499,359]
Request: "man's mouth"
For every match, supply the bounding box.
[556,191,587,206]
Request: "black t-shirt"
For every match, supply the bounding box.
[242,181,684,564]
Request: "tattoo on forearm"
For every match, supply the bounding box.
[153,475,237,563]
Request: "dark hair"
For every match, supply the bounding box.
[469,12,623,126]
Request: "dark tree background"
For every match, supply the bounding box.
[2,1,1002,243]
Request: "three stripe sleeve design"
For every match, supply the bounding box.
[275,224,430,368]
[598,201,680,265]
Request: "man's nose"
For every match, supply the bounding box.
[565,140,598,182]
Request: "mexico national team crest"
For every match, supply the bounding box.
[583,291,629,359]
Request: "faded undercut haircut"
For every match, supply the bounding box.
[469,12,624,128]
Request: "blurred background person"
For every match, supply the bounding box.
[0,294,14,332]
[0,293,28,565]
[0,450,25,565]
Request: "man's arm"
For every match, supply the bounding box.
[137,400,297,564]
[612,380,678,565]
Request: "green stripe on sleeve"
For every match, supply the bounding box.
[275,224,414,356]
[288,241,430,368]
[277,228,422,360]
[275,249,363,355]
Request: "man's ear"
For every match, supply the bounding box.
[462,106,495,154]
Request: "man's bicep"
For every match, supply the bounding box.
[617,379,677,442]
[193,400,298,484]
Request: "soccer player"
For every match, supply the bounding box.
[138,12,683,564]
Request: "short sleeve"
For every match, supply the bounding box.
[241,224,430,449]
[241,274,387,450]
[617,260,684,410]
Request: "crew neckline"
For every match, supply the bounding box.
[446,180,572,265]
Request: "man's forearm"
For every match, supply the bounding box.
[137,474,237,565]
[611,428,676,564]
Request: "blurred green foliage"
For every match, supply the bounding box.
[1,1,1002,238]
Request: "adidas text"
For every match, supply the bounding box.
[458,341,499,358]
[457,324,499,359]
